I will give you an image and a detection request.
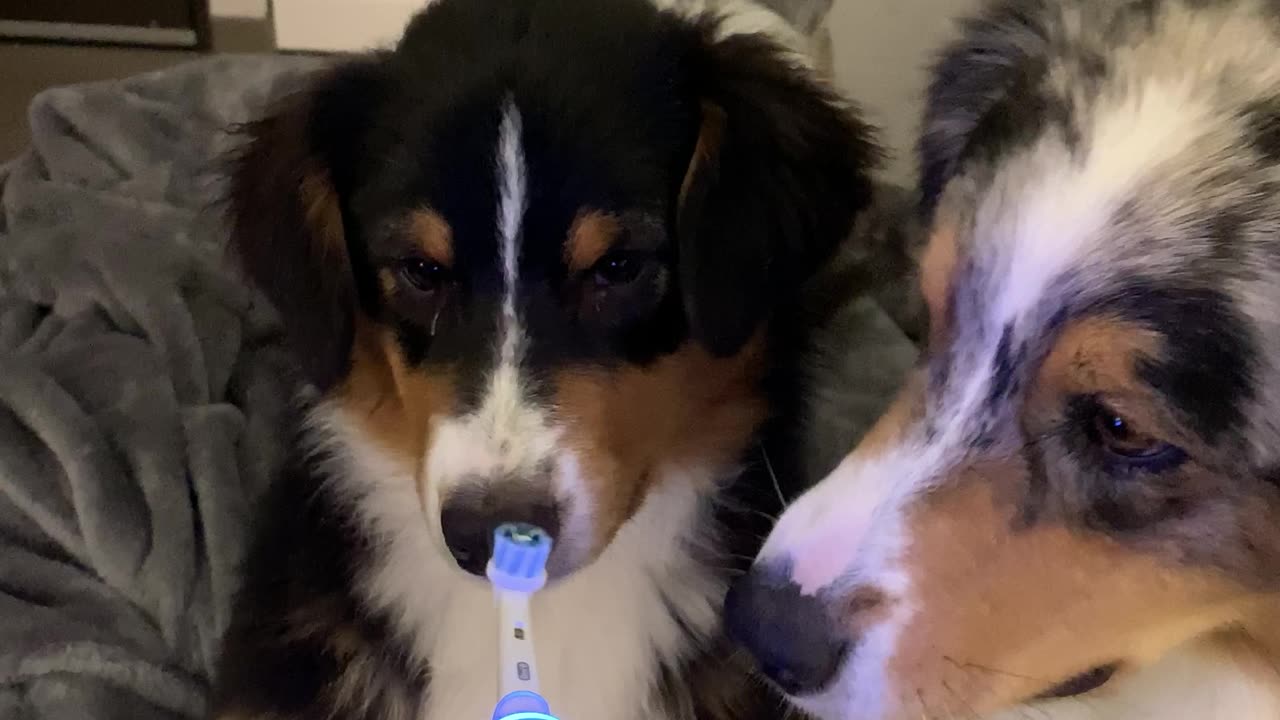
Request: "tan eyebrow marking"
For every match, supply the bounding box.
[565,210,623,273]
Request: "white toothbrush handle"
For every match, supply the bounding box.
[496,589,541,697]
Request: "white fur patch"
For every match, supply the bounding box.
[551,451,597,570]
[650,0,815,67]
[497,98,526,368]
[426,98,550,508]
[309,405,723,720]
[979,78,1211,328]
[427,362,556,495]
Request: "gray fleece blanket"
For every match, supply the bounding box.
[0,50,918,720]
[0,55,323,719]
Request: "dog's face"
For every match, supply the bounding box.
[727,1,1280,718]
[229,0,874,580]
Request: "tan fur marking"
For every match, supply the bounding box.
[1031,316,1182,444]
[919,222,959,348]
[564,211,622,273]
[888,476,1250,716]
[333,319,456,490]
[678,101,727,210]
[1038,316,1161,396]
[407,208,454,267]
[378,268,397,297]
[299,165,347,264]
[554,337,766,549]
[283,600,366,661]
[842,584,892,635]
[1028,316,1280,577]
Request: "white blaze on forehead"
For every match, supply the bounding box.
[425,98,551,496]
[497,97,527,367]
[762,76,1216,602]
[983,77,1211,326]
[423,100,589,560]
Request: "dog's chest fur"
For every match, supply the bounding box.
[319,408,728,719]
[421,528,719,720]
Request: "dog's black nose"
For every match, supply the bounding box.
[724,564,849,696]
[439,485,559,576]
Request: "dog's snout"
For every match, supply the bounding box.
[724,564,849,696]
[439,484,559,576]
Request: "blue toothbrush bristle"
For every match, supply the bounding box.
[487,523,553,592]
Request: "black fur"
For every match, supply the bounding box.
[214,436,427,719]
[228,61,391,391]
[955,60,1075,170]
[230,0,873,385]
[678,27,879,356]
[1101,280,1257,442]
[917,0,1052,216]
[1244,97,1280,164]
[985,322,1025,408]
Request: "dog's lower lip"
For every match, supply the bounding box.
[1036,663,1120,700]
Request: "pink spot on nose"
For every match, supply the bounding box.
[789,521,868,595]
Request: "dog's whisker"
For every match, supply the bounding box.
[701,563,749,575]
[916,688,938,720]
[943,654,1082,718]
[1016,705,1053,720]
[741,507,782,524]
[758,441,790,512]
[935,682,961,720]
[950,654,1011,719]
[942,679,981,720]
[942,655,1053,685]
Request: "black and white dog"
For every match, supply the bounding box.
[212,0,878,718]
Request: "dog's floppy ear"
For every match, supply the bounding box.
[227,61,386,390]
[918,1,1050,217]
[678,28,879,357]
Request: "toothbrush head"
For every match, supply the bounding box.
[486,523,553,593]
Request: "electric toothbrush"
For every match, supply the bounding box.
[486,523,559,720]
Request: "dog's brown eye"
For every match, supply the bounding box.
[591,251,646,287]
[398,258,450,292]
[1092,410,1158,457]
[1080,398,1186,470]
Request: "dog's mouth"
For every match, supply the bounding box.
[1034,663,1120,700]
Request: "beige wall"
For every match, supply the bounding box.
[272,0,423,52]
[826,0,984,185]
[211,0,268,19]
